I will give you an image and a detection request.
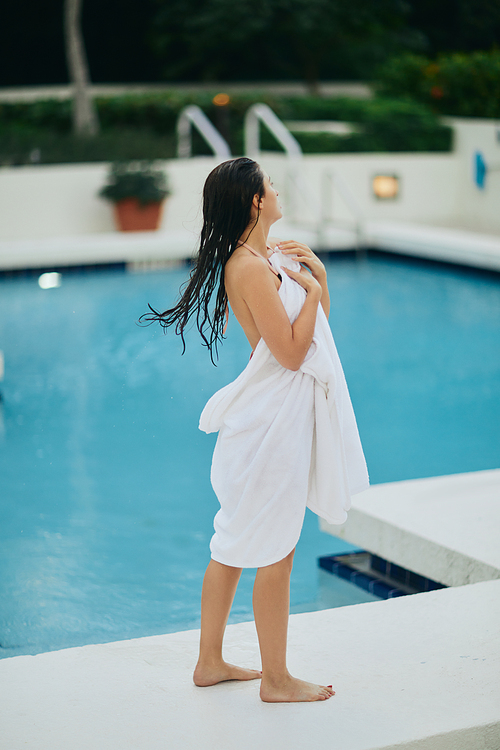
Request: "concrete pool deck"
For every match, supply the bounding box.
[321,469,500,587]
[1,221,500,273]
[2,469,499,749]
[1,578,498,750]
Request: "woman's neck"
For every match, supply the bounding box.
[239,222,270,256]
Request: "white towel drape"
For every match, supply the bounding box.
[199,250,369,568]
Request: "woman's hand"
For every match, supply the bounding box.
[277,241,326,281]
[284,266,322,297]
[278,240,330,318]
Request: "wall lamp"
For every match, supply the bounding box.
[372,174,400,200]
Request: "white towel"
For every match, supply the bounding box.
[199,250,369,568]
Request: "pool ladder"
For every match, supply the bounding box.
[176,103,366,252]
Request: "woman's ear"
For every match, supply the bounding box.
[252,193,263,209]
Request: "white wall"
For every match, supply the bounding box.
[0,119,499,243]
[257,152,460,228]
[445,117,500,233]
[0,158,220,241]
[0,163,113,240]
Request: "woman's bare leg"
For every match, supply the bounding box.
[253,549,335,702]
[193,559,262,686]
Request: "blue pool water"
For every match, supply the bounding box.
[1,253,499,658]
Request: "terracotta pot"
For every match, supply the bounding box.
[113,198,165,232]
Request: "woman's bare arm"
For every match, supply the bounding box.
[230,257,322,371]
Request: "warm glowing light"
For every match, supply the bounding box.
[430,85,444,99]
[372,175,399,200]
[38,272,62,289]
[213,93,230,107]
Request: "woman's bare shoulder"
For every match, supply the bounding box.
[267,236,283,249]
[225,250,270,288]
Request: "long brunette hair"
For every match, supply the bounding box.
[139,158,265,363]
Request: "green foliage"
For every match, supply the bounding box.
[255,97,451,152]
[96,94,204,131]
[151,0,419,88]
[0,125,177,166]
[0,99,73,132]
[0,92,452,165]
[99,161,171,205]
[348,98,452,151]
[404,0,500,58]
[377,51,500,118]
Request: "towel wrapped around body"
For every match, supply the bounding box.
[199,250,369,568]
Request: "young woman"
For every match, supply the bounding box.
[142,157,369,703]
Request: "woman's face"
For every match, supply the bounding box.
[259,174,282,224]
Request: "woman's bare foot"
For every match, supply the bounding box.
[260,674,335,703]
[193,660,262,687]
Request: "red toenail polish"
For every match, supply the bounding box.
[327,685,333,688]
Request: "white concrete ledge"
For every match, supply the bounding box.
[0,222,356,271]
[365,221,500,272]
[321,469,500,587]
[0,580,498,750]
[3,221,500,273]
[0,230,199,270]
[0,82,373,103]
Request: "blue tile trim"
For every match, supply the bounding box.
[318,552,447,601]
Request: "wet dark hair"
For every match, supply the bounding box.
[139,157,265,363]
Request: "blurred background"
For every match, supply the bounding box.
[0,0,499,164]
[2,0,500,87]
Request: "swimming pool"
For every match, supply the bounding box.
[1,253,499,658]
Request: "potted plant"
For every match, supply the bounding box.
[99,161,171,231]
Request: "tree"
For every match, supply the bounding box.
[406,0,500,56]
[270,0,416,93]
[64,0,99,135]
[151,0,419,90]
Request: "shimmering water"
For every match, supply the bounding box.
[1,253,499,658]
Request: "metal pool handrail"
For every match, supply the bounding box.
[177,105,232,159]
[245,103,309,219]
[244,103,365,246]
[244,103,303,159]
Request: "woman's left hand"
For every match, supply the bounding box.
[277,241,326,281]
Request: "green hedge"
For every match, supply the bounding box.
[290,98,451,152]
[377,51,500,118]
[0,125,178,166]
[0,92,452,165]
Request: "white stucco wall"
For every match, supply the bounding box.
[0,158,216,241]
[257,152,460,228]
[445,117,500,233]
[0,119,498,243]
